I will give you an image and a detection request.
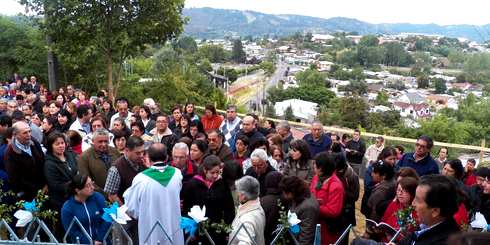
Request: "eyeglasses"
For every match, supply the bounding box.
[415,143,427,149]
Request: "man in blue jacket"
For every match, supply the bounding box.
[396,135,439,177]
[302,121,331,158]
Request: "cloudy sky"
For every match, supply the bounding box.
[2,0,489,25]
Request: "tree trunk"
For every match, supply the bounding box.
[106,50,114,101]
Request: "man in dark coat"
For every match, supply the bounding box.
[208,129,242,188]
[398,175,460,245]
[233,115,265,150]
[260,171,284,244]
[345,129,366,176]
[4,121,45,200]
[245,148,276,197]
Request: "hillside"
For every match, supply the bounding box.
[183,7,490,42]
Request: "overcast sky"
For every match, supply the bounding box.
[2,0,489,25]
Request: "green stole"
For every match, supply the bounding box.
[143,165,176,187]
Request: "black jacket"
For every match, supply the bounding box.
[181,177,235,244]
[245,163,276,197]
[345,139,366,165]
[399,218,460,245]
[44,151,79,211]
[4,139,45,200]
[260,187,283,244]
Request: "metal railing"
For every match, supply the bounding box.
[0,218,330,245]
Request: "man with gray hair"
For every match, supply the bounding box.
[4,121,46,200]
[276,120,294,153]
[245,148,276,197]
[229,176,265,245]
[171,142,197,183]
[220,104,241,147]
[78,128,120,193]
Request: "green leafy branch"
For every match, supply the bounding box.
[16,190,58,224]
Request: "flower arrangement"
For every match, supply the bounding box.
[14,190,58,227]
[395,206,418,231]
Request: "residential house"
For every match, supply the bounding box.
[274,99,318,123]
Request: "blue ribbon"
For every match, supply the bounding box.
[102,202,119,223]
[289,224,300,235]
[23,200,38,212]
[180,217,198,237]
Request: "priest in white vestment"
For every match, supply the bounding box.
[124,143,184,245]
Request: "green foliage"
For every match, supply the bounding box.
[375,91,389,106]
[267,84,335,106]
[217,67,238,82]
[434,78,447,94]
[339,80,368,95]
[198,44,230,63]
[16,190,58,224]
[366,110,402,135]
[231,39,246,63]
[198,59,213,73]
[295,68,327,87]
[383,42,414,67]
[265,103,276,117]
[284,106,295,121]
[259,61,275,76]
[462,53,490,83]
[0,180,15,223]
[130,57,153,77]
[21,0,186,98]
[0,16,47,81]
[416,75,429,88]
[320,96,368,129]
[359,35,379,47]
[173,36,198,53]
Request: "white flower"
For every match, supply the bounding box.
[287,210,301,226]
[110,205,132,225]
[471,212,488,229]
[14,210,33,227]
[188,205,208,223]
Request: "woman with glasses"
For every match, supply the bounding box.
[61,174,110,245]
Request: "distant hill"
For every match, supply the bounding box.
[183,7,490,42]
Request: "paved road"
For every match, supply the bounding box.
[250,60,288,112]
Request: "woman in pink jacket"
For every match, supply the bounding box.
[310,152,345,245]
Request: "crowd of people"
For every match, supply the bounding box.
[0,75,490,245]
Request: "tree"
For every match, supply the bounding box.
[260,61,275,76]
[383,42,414,67]
[434,78,447,94]
[359,35,379,47]
[375,91,389,106]
[295,69,327,87]
[0,16,47,81]
[265,103,276,117]
[21,0,186,99]
[174,36,198,53]
[416,75,429,89]
[231,39,246,63]
[198,45,230,63]
[284,105,295,121]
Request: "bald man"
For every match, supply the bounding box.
[4,121,46,200]
[233,115,265,150]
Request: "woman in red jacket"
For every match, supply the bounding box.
[201,104,223,132]
[309,152,344,245]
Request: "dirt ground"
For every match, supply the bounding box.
[350,179,366,242]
